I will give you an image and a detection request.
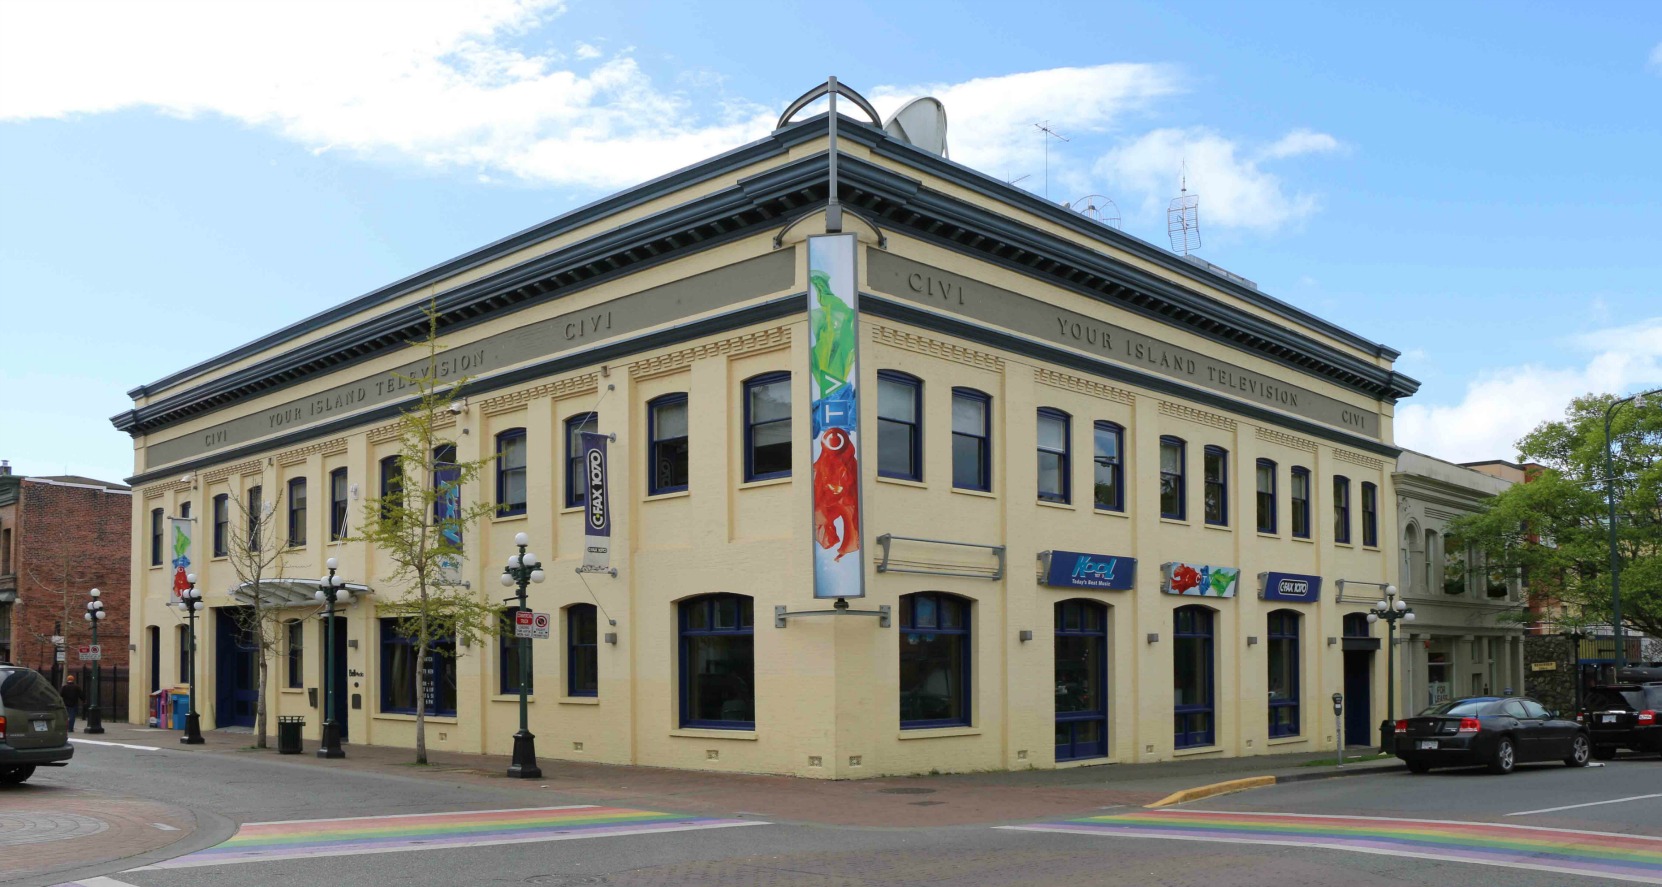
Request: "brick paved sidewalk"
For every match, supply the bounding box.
[0,787,193,883]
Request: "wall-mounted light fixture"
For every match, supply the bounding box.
[1146,632,1159,644]
[604,632,618,645]
[1327,636,1338,646]
[1247,636,1259,646]
[1018,629,1034,642]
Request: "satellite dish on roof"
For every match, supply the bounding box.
[883,97,949,158]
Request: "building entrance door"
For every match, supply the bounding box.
[1343,650,1372,747]
[1054,600,1108,761]
[215,607,257,728]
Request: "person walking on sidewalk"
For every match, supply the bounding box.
[59,674,84,732]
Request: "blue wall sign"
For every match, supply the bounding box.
[1040,550,1137,590]
[1259,571,1322,603]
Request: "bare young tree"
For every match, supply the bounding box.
[221,485,290,749]
[24,552,96,679]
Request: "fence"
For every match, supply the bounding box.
[24,658,130,724]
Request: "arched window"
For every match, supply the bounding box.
[951,388,991,491]
[1160,437,1186,520]
[1036,408,1070,503]
[567,603,598,697]
[899,592,972,728]
[679,594,753,728]
[1092,422,1124,511]
[496,428,527,516]
[743,372,792,481]
[649,394,690,495]
[1343,613,1371,637]
[1267,610,1300,737]
[1055,599,1108,760]
[1203,446,1227,525]
[877,371,922,481]
[1256,459,1277,534]
[1173,605,1214,748]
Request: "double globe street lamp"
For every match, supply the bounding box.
[314,558,351,759]
[1367,585,1415,751]
[83,588,107,734]
[500,532,545,779]
[174,576,205,744]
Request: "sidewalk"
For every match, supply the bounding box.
[89,723,1402,827]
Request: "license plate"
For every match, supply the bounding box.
[1417,740,1437,750]
[32,720,49,732]
[1603,714,1618,724]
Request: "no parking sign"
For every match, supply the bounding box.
[513,611,551,640]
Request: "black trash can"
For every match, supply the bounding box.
[278,716,305,754]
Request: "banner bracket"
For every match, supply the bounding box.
[774,601,891,629]
[574,566,617,578]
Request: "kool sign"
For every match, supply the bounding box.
[1039,550,1137,590]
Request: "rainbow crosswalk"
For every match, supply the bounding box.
[142,805,764,869]
[1000,809,1662,884]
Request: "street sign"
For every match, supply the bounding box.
[55,650,66,662]
[50,635,64,646]
[513,610,551,639]
[77,644,102,661]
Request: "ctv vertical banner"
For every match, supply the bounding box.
[169,516,193,599]
[807,234,865,599]
[581,431,612,571]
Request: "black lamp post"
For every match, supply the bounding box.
[1366,583,1414,751]
[1603,387,1661,672]
[83,588,106,734]
[313,557,350,759]
[499,531,545,779]
[177,575,205,744]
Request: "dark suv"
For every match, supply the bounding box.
[0,664,74,784]
[1580,668,1662,760]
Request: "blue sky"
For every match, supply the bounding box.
[2,0,1659,483]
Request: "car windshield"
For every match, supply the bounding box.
[1418,698,1494,717]
[0,668,63,710]
[1588,687,1644,711]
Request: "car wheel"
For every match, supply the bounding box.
[1565,734,1590,767]
[1592,745,1617,761]
[0,765,37,785]
[1488,737,1516,774]
[1406,760,1432,774]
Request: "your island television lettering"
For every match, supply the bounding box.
[1162,562,1240,598]
[1039,550,1137,590]
[1258,571,1322,603]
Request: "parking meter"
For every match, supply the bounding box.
[1332,693,1345,766]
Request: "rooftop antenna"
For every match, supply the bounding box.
[1066,194,1121,230]
[1167,163,1200,255]
[1034,121,1069,199]
[1008,174,1030,186]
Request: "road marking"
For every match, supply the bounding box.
[136,805,766,869]
[151,822,181,830]
[69,738,161,751]
[49,877,147,887]
[1000,809,1662,885]
[1509,794,1662,817]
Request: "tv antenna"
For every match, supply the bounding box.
[1034,121,1069,199]
[1167,164,1200,255]
[1066,194,1121,229]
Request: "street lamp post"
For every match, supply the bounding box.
[83,588,106,734]
[1366,584,1414,752]
[176,576,205,743]
[500,531,545,779]
[1603,387,1662,672]
[313,558,351,759]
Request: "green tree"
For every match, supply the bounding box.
[1448,393,1662,639]
[354,304,500,764]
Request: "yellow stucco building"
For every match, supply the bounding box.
[119,81,1418,778]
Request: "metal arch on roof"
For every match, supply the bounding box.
[227,579,374,609]
[775,78,883,130]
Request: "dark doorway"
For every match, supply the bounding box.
[320,615,348,740]
[1343,650,1372,746]
[1054,600,1108,761]
[214,608,258,728]
[148,625,161,694]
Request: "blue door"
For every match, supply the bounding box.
[215,608,258,728]
[1055,600,1109,761]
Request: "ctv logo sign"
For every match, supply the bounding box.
[1259,571,1322,603]
[1041,550,1136,590]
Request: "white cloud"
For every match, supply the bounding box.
[1395,317,1662,463]
[1260,129,1343,160]
[1650,41,1662,72]
[575,42,602,60]
[1095,127,1336,232]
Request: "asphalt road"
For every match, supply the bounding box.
[7,740,1660,887]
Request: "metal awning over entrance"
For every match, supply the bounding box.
[227,579,374,609]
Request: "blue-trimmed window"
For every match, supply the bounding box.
[379,619,457,716]
[899,592,972,728]
[649,394,690,495]
[379,455,403,522]
[679,594,753,728]
[877,371,922,481]
[329,468,349,541]
[1160,437,1186,520]
[1268,610,1300,737]
[498,607,530,695]
[1036,409,1070,503]
[565,413,598,508]
[567,604,598,697]
[1333,476,1352,543]
[496,428,527,516]
[286,620,304,689]
[433,444,460,550]
[1055,599,1109,761]
[1203,446,1227,526]
[212,494,228,557]
[246,485,262,550]
[951,388,991,492]
[1174,605,1215,749]
[150,508,164,566]
[1092,422,1124,511]
[1256,459,1277,534]
[287,477,307,547]
[1290,467,1311,539]
[743,373,792,481]
[1362,482,1379,547]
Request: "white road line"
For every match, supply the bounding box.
[152,822,181,830]
[52,877,148,887]
[69,738,160,751]
[1507,793,1662,816]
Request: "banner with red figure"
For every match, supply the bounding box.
[808,234,865,599]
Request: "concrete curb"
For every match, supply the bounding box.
[1276,761,1403,784]
[1147,775,1276,808]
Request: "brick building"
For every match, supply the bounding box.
[0,460,132,678]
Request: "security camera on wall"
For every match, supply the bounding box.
[447,401,466,414]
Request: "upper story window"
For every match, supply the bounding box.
[287,477,307,547]
[1160,436,1186,520]
[1290,467,1311,539]
[1036,409,1070,503]
[951,388,991,492]
[1203,446,1227,526]
[379,456,403,522]
[329,468,349,541]
[433,444,460,547]
[679,594,753,729]
[649,394,690,495]
[212,494,229,557]
[1092,422,1124,512]
[1256,459,1277,534]
[743,373,792,482]
[877,371,922,481]
[1361,482,1379,547]
[150,508,164,566]
[565,413,598,508]
[496,428,527,516]
[899,592,972,729]
[1333,476,1352,544]
[246,485,262,550]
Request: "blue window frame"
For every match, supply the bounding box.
[379,455,403,522]
[1055,599,1108,761]
[1203,445,1227,526]
[567,604,598,697]
[496,428,527,516]
[1362,482,1379,547]
[1334,476,1352,543]
[150,508,164,566]
[329,468,349,541]
[379,619,457,716]
[498,607,531,695]
[1256,459,1277,534]
[1092,422,1123,511]
[565,413,598,508]
[1290,467,1311,539]
[900,592,972,728]
[1037,408,1070,503]
[1160,436,1186,520]
[212,494,228,557]
[1268,610,1300,737]
[1174,605,1215,748]
[287,477,307,547]
[649,394,689,495]
[246,485,262,550]
[679,594,753,728]
[286,620,304,689]
[433,444,460,550]
[877,371,922,481]
[743,373,792,482]
[951,388,991,492]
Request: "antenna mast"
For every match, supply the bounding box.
[1034,121,1069,199]
[1167,164,1200,255]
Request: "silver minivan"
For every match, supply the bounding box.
[0,665,74,784]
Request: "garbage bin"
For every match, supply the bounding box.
[277,716,305,754]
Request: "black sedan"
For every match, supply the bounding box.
[1394,696,1590,774]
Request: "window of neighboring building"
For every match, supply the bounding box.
[649,394,690,495]
[1256,459,1277,534]
[1267,610,1300,738]
[499,607,531,695]
[679,594,753,729]
[1290,467,1311,539]
[212,494,229,557]
[286,620,304,689]
[1036,409,1070,503]
[567,603,598,697]
[246,485,262,550]
[1092,422,1124,512]
[899,592,972,729]
[565,413,598,508]
[287,477,307,547]
[496,428,527,516]
[1174,605,1215,749]
[1361,482,1379,547]
[743,373,792,482]
[951,388,991,492]
[1160,436,1186,520]
[329,468,349,541]
[1203,446,1227,526]
[1333,476,1351,544]
[180,501,191,521]
[433,444,461,549]
[150,508,164,566]
[1,526,10,575]
[379,455,403,522]
[380,620,457,716]
[877,371,922,481]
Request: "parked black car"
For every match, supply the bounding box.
[1394,695,1589,774]
[0,664,74,785]
[1580,678,1662,760]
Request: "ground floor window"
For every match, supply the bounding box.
[900,592,971,728]
[680,594,753,728]
[567,604,598,697]
[380,620,457,716]
[1174,605,1215,748]
[1055,599,1108,760]
[1267,610,1300,737]
[499,607,530,695]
